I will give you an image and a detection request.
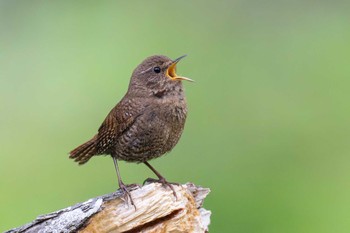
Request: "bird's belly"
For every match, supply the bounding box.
[114,113,185,163]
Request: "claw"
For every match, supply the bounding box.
[143,177,179,200]
[119,181,136,209]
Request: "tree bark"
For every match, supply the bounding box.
[5,182,211,233]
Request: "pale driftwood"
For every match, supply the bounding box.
[5,183,211,233]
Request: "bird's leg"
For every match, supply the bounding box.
[113,157,135,208]
[143,161,178,199]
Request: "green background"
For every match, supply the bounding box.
[1,1,350,232]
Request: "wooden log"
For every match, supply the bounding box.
[5,182,211,233]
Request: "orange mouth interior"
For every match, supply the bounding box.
[166,62,194,82]
[166,63,177,79]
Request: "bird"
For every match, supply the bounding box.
[69,55,193,206]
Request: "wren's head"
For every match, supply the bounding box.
[127,55,193,97]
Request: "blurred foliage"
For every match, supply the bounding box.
[1,1,350,232]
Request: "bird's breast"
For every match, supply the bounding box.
[114,97,187,162]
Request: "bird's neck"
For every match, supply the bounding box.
[151,84,184,99]
[128,82,185,100]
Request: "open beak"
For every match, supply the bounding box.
[166,55,194,82]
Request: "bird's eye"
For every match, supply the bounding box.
[153,67,161,73]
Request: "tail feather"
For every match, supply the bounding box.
[69,136,97,165]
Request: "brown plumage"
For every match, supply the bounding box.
[69,55,192,206]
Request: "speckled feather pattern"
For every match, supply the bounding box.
[113,87,187,162]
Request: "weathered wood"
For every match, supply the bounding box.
[5,183,211,233]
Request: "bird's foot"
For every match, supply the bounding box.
[143,177,179,200]
[125,183,142,189]
[118,181,136,209]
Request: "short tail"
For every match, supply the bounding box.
[69,136,97,165]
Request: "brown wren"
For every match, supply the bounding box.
[69,55,193,206]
